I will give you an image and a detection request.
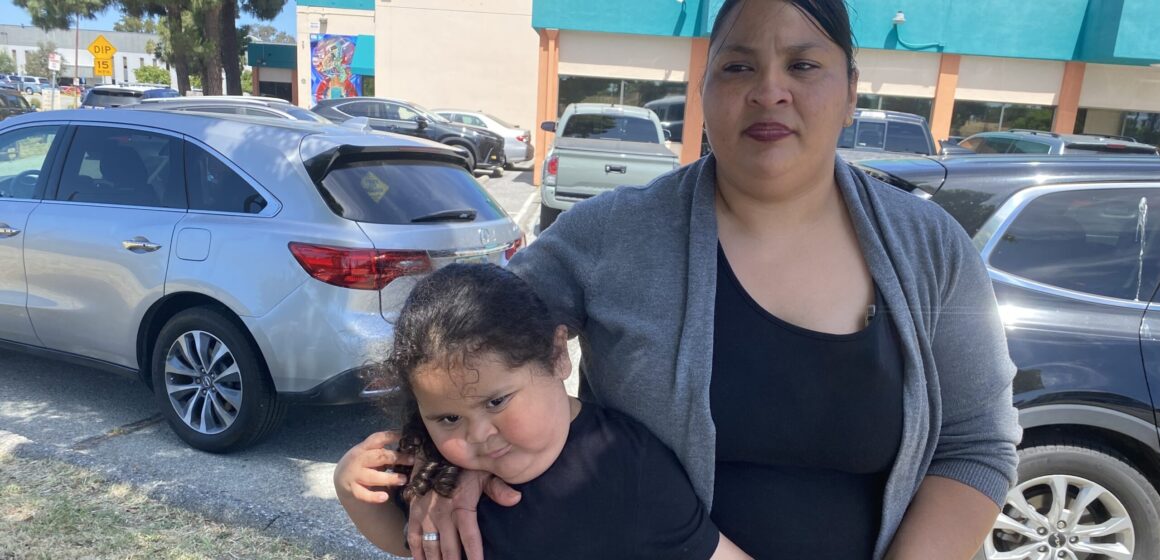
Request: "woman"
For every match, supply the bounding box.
[335,0,1020,558]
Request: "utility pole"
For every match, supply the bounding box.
[74,12,79,90]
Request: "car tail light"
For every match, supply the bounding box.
[505,233,525,260]
[516,134,527,143]
[289,243,432,290]
[544,155,559,186]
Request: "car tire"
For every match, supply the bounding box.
[539,203,561,233]
[151,307,286,453]
[490,166,504,179]
[980,443,1160,560]
[450,144,475,172]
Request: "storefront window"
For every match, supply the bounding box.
[856,94,933,121]
[1076,109,1160,147]
[558,75,687,113]
[950,101,1056,137]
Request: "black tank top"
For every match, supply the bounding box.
[710,244,903,559]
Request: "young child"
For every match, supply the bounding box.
[333,263,750,559]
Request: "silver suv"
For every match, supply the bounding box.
[958,129,1159,156]
[0,110,523,451]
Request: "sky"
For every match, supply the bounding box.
[0,0,298,37]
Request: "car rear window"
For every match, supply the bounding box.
[318,160,507,225]
[883,122,931,154]
[561,115,660,143]
[141,89,179,100]
[1066,143,1159,155]
[84,90,144,107]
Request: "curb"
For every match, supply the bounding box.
[0,429,397,560]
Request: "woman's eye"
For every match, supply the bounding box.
[722,63,751,73]
[790,62,819,72]
[486,394,511,410]
[436,415,461,426]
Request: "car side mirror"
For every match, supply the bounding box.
[663,129,672,141]
[540,121,556,133]
[416,116,429,130]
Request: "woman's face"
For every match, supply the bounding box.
[703,0,856,186]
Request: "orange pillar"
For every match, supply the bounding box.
[680,38,710,165]
[251,67,260,96]
[291,69,299,106]
[1053,61,1086,134]
[929,54,961,142]
[533,29,560,187]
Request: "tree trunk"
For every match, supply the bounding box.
[201,1,224,95]
[220,0,241,95]
[165,2,192,95]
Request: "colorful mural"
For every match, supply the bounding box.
[310,34,362,101]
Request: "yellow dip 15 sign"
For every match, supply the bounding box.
[93,58,113,77]
[87,35,117,59]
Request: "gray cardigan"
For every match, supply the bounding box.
[509,155,1021,558]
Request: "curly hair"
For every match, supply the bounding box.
[372,263,562,502]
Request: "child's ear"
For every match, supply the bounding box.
[551,325,571,380]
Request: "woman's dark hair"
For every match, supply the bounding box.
[709,0,857,79]
[374,263,561,502]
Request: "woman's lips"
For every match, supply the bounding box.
[744,122,794,142]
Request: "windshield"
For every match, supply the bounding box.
[561,114,660,143]
[409,102,450,124]
[485,113,517,128]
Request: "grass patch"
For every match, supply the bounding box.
[0,453,334,560]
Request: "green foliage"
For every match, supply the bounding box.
[114,15,158,34]
[241,68,252,94]
[189,74,202,90]
[23,42,61,78]
[134,65,171,85]
[0,52,15,74]
[247,24,293,44]
[12,0,111,30]
[29,97,41,109]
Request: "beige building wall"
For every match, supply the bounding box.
[373,0,540,134]
[295,7,376,108]
[854,49,940,99]
[1079,63,1160,113]
[558,31,692,82]
[956,56,1065,106]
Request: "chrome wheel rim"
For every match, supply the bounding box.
[163,330,243,435]
[985,474,1134,560]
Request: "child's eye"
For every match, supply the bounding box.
[486,394,512,410]
[436,415,461,426]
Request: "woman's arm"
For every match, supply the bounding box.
[884,476,999,560]
[333,431,414,556]
[711,533,754,560]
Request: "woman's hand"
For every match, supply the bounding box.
[406,468,523,560]
[333,431,414,556]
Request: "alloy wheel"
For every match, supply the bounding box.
[163,330,244,435]
[985,474,1134,560]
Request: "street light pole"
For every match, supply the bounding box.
[75,12,80,91]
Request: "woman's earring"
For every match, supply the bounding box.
[844,115,854,127]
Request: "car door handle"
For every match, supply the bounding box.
[122,236,162,253]
[0,223,20,238]
[605,164,627,174]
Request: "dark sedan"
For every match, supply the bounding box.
[857,154,1160,560]
[312,97,506,177]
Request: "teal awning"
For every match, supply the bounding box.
[351,35,375,76]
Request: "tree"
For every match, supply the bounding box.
[12,0,111,30]
[114,15,159,33]
[24,42,63,78]
[123,0,198,96]
[134,65,171,85]
[0,52,15,74]
[248,24,292,44]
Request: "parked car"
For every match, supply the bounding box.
[643,95,712,157]
[539,103,680,231]
[855,153,1160,560]
[0,109,523,451]
[434,109,534,169]
[0,87,34,123]
[15,76,46,95]
[312,97,507,177]
[957,129,1159,156]
[129,95,331,123]
[81,84,180,109]
[837,108,938,161]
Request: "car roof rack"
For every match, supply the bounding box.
[1007,129,1060,138]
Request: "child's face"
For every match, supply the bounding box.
[411,336,572,485]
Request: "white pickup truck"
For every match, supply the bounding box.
[539,103,680,231]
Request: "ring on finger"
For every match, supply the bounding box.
[422,531,440,542]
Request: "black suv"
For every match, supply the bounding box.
[0,87,33,122]
[856,154,1160,559]
[312,97,506,177]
